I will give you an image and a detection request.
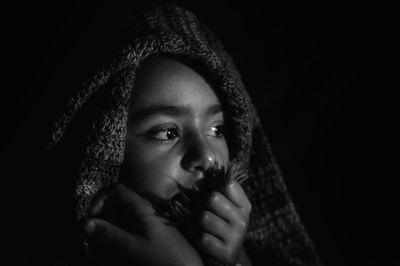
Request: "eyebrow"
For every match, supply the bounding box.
[129,103,222,121]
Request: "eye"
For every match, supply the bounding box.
[207,125,224,138]
[147,127,180,142]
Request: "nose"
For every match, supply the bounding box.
[181,133,216,176]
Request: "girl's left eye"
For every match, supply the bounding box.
[147,127,180,141]
[207,125,224,138]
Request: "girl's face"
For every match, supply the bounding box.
[121,56,229,204]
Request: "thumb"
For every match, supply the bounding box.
[84,217,144,256]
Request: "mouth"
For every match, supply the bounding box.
[154,160,248,234]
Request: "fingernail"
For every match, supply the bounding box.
[84,220,96,236]
[89,199,103,216]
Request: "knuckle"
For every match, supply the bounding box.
[223,181,234,194]
[224,202,233,212]
[207,192,220,208]
[246,200,252,212]
[236,218,247,230]
[210,191,220,203]
[200,211,210,227]
[200,233,209,246]
[242,201,252,216]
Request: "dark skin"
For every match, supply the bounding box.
[84,56,252,265]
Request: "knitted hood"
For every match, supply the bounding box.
[48,3,321,265]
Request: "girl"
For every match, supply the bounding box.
[47,2,321,265]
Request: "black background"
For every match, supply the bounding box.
[3,1,397,265]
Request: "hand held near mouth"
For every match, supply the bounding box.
[159,161,253,265]
[83,184,204,266]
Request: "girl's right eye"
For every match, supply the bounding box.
[147,127,180,142]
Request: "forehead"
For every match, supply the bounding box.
[130,56,220,109]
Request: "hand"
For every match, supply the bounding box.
[197,181,252,265]
[83,184,203,266]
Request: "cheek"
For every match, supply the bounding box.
[120,140,181,200]
[212,138,230,166]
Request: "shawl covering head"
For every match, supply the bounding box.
[48,3,321,265]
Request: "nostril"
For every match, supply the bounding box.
[193,165,205,172]
[191,168,206,191]
[193,177,205,191]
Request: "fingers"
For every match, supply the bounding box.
[201,192,248,245]
[218,181,252,213]
[198,210,230,242]
[84,216,204,266]
[198,233,225,260]
[198,188,251,264]
[205,191,240,223]
[89,184,154,218]
[84,218,140,255]
[198,232,239,264]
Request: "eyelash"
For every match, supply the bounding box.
[146,125,225,142]
[147,127,180,142]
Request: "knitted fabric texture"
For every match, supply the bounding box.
[48,3,322,266]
